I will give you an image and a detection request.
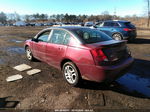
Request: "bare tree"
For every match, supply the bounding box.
[0,12,7,24]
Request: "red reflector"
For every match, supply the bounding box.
[123,28,132,31]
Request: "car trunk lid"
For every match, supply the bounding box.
[87,40,130,65]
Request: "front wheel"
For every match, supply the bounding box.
[112,33,122,40]
[25,46,34,61]
[62,62,81,86]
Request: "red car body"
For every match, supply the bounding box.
[24,27,134,83]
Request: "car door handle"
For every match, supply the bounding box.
[58,47,62,50]
[111,29,114,31]
[42,44,45,47]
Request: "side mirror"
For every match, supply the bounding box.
[93,25,97,28]
[32,38,38,42]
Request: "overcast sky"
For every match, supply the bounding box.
[0,0,145,16]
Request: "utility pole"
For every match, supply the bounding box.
[114,7,116,20]
[147,0,150,27]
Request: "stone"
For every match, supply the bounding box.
[13,64,31,71]
[6,74,23,82]
[27,69,41,75]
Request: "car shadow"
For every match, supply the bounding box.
[128,38,150,44]
[78,58,150,99]
[0,96,19,109]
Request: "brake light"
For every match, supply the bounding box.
[91,49,108,65]
[123,28,132,31]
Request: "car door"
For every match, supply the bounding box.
[46,29,71,68]
[99,22,113,36]
[32,30,51,61]
[110,22,121,34]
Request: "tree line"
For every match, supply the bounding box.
[0,10,149,27]
[0,11,118,24]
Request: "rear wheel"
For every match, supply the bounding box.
[62,62,81,86]
[25,46,34,61]
[112,33,122,40]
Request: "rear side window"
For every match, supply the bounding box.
[124,22,135,28]
[72,28,112,44]
[49,29,71,45]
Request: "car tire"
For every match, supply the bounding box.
[112,33,122,40]
[128,37,135,43]
[25,46,34,61]
[62,62,81,86]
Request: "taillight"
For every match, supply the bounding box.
[91,49,108,65]
[123,28,132,31]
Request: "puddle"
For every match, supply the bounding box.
[145,54,150,57]
[9,39,23,43]
[0,35,7,38]
[0,59,4,65]
[117,73,150,97]
[7,47,25,54]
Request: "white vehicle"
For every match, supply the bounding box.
[84,21,94,27]
[13,21,26,26]
[35,23,43,26]
[0,22,4,26]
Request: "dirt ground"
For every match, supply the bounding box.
[0,26,150,111]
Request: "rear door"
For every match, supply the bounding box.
[46,29,71,68]
[97,22,112,36]
[98,22,121,37]
[32,30,51,61]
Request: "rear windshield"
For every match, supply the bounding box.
[124,22,135,28]
[71,28,112,44]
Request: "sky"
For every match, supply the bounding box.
[0,0,146,16]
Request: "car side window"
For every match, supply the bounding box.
[96,22,103,27]
[103,22,111,27]
[37,31,50,42]
[111,22,120,27]
[49,29,71,45]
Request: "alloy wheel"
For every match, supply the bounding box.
[64,65,77,84]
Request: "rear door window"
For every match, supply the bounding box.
[103,22,112,27]
[111,22,120,27]
[49,29,71,45]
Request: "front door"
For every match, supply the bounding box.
[32,30,51,61]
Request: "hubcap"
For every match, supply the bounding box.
[64,65,77,84]
[26,48,32,60]
[113,34,121,40]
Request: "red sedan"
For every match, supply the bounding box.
[24,26,134,86]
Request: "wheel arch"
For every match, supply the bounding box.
[60,59,81,76]
[60,58,75,70]
[24,45,29,50]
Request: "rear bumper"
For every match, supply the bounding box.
[123,32,137,40]
[78,57,134,82]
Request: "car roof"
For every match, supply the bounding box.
[104,20,130,23]
[45,26,89,31]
